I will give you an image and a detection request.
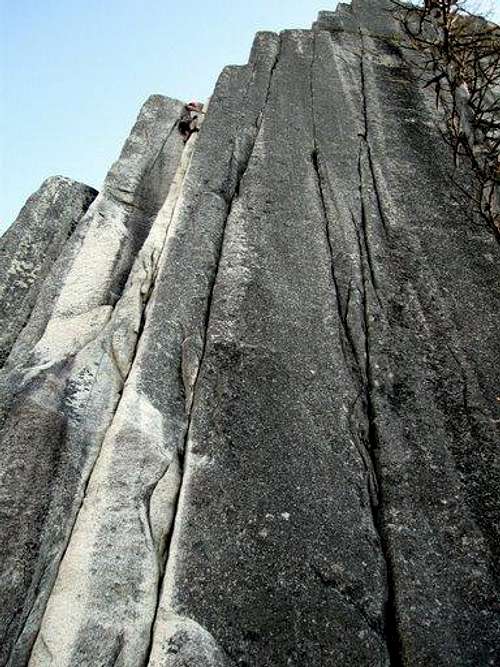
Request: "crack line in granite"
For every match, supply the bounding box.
[142,40,282,666]
[311,27,402,666]
[358,31,389,237]
[309,33,365,381]
[357,28,402,667]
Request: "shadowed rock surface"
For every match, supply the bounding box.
[0,1,499,665]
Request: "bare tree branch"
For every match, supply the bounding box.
[391,0,500,240]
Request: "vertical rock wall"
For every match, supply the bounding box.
[0,1,499,665]
[0,177,97,367]
[0,95,186,666]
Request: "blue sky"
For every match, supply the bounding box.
[1,0,499,233]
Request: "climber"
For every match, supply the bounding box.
[424,0,456,15]
[178,101,205,143]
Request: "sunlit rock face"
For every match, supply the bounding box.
[1,1,499,665]
[0,176,97,368]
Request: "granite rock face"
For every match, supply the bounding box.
[1,1,499,666]
[0,94,185,666]
[0,177,97,367]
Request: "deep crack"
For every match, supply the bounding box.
[309,28,403,666]
[358,32,402,667]
[356,139,382,302]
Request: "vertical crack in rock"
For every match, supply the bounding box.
[310,30,396,662]
[358,31,389,237]
[356,141,381,302]
[157,54,278,583]
[311,144,359,370]
[143,39,281,665]
[142,448,185,667]
[358,257,402,667]
[356,34,381,294]
[311,26,402,666]
[141,170,231,667]
[254,38,282,131]
[309,34,363,381]
[144,124,178,178]
[356,29,403,667]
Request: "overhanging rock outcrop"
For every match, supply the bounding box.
[1,1,499,665]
